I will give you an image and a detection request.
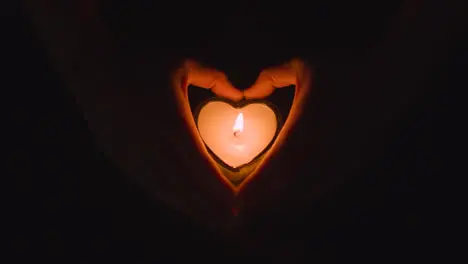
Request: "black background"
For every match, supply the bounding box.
[4,0,466,261]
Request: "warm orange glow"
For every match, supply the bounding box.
[173,58,312,191]
[197,102,277,168]
[233,112,244,134]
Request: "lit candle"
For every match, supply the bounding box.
[196,101,278,169]
[232,112,245,152]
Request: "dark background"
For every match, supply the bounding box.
[5,0,466,261]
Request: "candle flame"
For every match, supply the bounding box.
[233,112,244,133]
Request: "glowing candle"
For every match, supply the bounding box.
[196,101,277,169]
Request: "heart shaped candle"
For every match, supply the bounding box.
[196,100,279,170]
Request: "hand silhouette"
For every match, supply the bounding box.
[244,58,307,99]
[182,59,307,101]
[182,60,244,101]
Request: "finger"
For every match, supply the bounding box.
[243,63,298,99]
[210,78,245,101]
[185,60,244,101]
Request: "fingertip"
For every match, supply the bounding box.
[243,88,257,99]
[212,85,244,102]
[232,92,245,102]
[242,89,254,99]
[228,89,245,102]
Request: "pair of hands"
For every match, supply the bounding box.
[182,59,304,100]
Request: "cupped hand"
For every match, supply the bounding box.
[243,58,306,99]
[183,60,244,101]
